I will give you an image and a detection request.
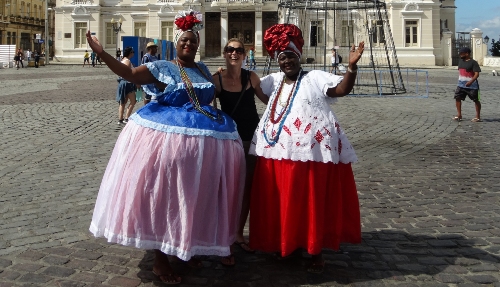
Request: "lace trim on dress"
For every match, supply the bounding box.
[129,114,240,140]
[142,61,215,98]
[89,224,232,261]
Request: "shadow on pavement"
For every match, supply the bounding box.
[133,230,499,286]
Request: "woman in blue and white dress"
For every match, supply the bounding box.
[86,10,245,285]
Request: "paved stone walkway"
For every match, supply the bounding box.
[0,65,499,286]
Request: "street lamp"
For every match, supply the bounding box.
[111,17,122,57]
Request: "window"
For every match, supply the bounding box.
[20,2,24,17]
[161,21,174,42]
[5,0,11,16]
[371,20,385,45]
[75,22,87,48]
[405,20,418,47]
[310,20,323,47]
[7,32,11,45]
[39,6,42,19]
[34,5,37,18]
[11,0,16,16]
[27,3,30,17]
[341,20,354,46]
[106,22,117,45]
[134,22,146,37]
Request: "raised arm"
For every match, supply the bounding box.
[86,31,156,85]
[326,42,365,98]
[250,71,269,104]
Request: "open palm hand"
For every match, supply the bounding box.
[348,41,365,66]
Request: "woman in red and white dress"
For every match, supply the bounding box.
[249,24,365,273]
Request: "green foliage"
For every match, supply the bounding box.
[490,39,500,56]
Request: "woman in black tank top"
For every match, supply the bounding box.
[212,38,269,266]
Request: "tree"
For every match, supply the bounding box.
[490,39,500,56]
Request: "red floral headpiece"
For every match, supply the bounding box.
[174,10,203,43]
[174,11,202,32]
[264,24,304,59]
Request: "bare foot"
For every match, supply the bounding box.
[153,250,181,284]
[307,254,325,274]
[187,257,203,269]
[220,254,235,266]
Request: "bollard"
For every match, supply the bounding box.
[492,70,497,76]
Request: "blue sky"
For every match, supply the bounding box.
[455,0,500,42]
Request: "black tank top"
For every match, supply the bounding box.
[218,69,260,141]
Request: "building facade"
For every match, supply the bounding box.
[53,0,456,66]
[0,0,51,52]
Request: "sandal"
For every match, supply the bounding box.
[452,116,462,121]
[234,241,255,253]
[152,270,181,285]
[220,254,235,267]
[307,259,325,274]
[471,118,482,122]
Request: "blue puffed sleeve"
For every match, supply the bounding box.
[142,61,177,98]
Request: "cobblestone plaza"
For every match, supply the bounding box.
[0,65,499,286]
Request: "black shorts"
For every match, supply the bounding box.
[454,87,480,102]
[332,63,338,67]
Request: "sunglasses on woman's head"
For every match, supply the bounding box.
[224,46,245,54]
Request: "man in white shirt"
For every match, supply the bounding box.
[330,48,339,74]
[26,49,32,63]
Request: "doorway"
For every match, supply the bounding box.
[205,12,222,57]
[228,12,255,50]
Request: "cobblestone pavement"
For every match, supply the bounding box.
[0,65,499,287]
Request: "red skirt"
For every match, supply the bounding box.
[249,157,361,257]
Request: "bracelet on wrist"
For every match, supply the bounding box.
[347,66,358,74]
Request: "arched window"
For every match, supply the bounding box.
[27,3,30,18]
[20,1,25,17]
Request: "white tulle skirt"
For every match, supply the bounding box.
[90,121,245,261]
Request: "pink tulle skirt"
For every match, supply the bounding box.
[90,121,245,261]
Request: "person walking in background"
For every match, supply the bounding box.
[249,24,364,274]
[15,48,24,69]
[141,42,159,64]
[34,51,40,68]
[140,42,159,105]
[26,49,32,64]
[453,47,482,122]
[83,50,91,67]
[116,47,137,125]
[86,9,245,285]
[96,54,103,66]
[212,38,269,266]
[115,48,121,61]
[91,51,97,67]
[330,48,339,74]
[248,47,256,70]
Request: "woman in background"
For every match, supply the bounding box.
[116,46,137,125]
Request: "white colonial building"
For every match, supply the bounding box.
[53,0,457,66]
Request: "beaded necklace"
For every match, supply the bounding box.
[263,70,305,146]
[270,74,298,124]
[176,59,222,122]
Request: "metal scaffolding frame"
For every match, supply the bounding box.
[264,0,407,96]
